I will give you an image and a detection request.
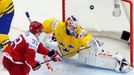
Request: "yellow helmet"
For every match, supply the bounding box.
[42,18,56,33]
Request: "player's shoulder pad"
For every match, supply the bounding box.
[22,31,40,51]
[78,29,88,38]
[52,20,60,30]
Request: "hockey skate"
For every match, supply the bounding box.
[114,55,133,73]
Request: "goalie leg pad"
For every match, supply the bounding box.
[78,48,117,70]
[78,48,133,72]
[79,37,117,69]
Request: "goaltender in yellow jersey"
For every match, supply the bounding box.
[42,16,133,73]
[42,18,93,57]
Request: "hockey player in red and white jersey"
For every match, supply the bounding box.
[2,21,62,75]
[40,16,133,73]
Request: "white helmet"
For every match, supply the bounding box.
[65,15,79,36]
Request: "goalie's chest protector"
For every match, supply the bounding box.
[53,22,81,58]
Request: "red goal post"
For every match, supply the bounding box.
[121,0,133,67]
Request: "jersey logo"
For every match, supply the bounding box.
[68,45,74,48]
[59,42,64,46]
[11,36,23,49]
[63,48,70,52]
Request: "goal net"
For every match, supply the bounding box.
[62,0,133,67]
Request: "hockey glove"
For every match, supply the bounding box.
[48,50,62,62]
[32,61,41,71]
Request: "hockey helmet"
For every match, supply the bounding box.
[65,15,79,36]
[29,21,43,34]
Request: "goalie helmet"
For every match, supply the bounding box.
[65,15,79,36]
[29,21,43,34]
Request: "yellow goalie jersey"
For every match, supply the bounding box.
[42,18,93,57]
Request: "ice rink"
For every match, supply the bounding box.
[0,0,133,75]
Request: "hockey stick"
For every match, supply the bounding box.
[41,46,91,64]
[41,59,52,64]
[25,12,32,23]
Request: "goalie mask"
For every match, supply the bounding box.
[66,15,79,36]
[29,21,43,35]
